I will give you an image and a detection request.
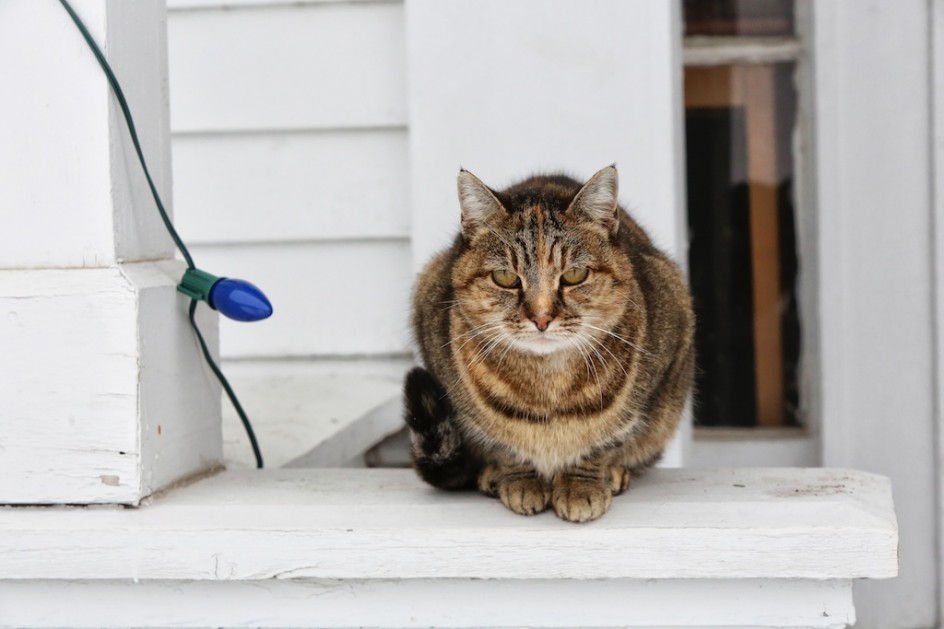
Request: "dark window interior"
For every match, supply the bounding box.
[683,0,794,37]
[684,60,800,428]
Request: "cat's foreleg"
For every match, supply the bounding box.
[478,453,551,516]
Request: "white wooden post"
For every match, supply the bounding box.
[934,0,944,622]
[0,0,221,504]
[406,0,691,465]
[811,1,938,626]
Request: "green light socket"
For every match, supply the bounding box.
[177,267,221,305]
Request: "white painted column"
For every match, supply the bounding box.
[934,1,944,624]
[812,1,937,627]
[0,0,221,504]
[405,0,690,465]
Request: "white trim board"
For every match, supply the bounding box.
[0,578,855,629]
[0,468,897,582]
[811,2,937,626]
[935,0,944,622]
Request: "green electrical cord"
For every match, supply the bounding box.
[59,0,264,469]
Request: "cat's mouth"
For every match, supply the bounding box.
[512,330,571,355]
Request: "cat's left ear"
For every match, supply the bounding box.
[569,165,619,235]
[457,169,505,240]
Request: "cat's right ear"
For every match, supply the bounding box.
[458,169,504,240]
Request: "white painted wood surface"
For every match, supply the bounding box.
[173,129,409,244]
[0,0,222,505]
[0,268,139,502]
[0,578,856,629]
[218,360,407,468]
[166,0,411,360]
[934,0,944,618]
[812,2,937,627]
[284,397,402,467]
[169,0,392,8]
[406,0,687,269]
[0,262,221,504]
[682,36,802,66]
[167,2,405,133]
[0,468,897,581]
[0,0,174,267]
[691,429,820,468]
[190,241,412,357]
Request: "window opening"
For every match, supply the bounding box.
[683,0,794,37]
[683,1,801,428]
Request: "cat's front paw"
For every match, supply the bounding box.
[478,464,501,497]
[497,475,551,516]
[609,465,631,496]
[552,477,612,523]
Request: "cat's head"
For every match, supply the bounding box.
[451,166,635,356]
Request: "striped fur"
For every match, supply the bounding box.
[404,166,695,522]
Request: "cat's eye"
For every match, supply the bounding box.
[560,267,589,286]
[491,269,521,289]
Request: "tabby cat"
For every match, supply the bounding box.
[404,166,694,522]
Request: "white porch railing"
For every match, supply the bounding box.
[0,467,897,628]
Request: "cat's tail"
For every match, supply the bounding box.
[403,367,480,490]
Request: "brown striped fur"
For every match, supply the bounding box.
[405,166,694,522]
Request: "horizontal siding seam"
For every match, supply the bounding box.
[168,0,403,14]
[222,352,412,363]
[171,124,408,139]
[188,235,411,248]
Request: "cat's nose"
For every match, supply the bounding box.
[530,313,554,332]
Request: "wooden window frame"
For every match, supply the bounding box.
[683,3,820,466]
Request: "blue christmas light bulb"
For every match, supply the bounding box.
[209,278,273,322]
[178,268,273,322]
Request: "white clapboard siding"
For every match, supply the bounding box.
[167,0,410,360]
[167,1,405,133]
[172,129,409,244]
[191,241,413,357]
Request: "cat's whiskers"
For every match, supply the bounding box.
[563,334,593,380]
[580,336,608,411]
[580,322,652,355]
[455,323,511,379]
[474,331,512,368]
[567,333,605,411]
[437,298,466,313]
[606,289,641,310]
[582,330,629,379]
[456,330,513,387]
[451,327,506,359]
[493,331,520,372]
[443,320,505,349]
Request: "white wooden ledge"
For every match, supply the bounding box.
[0,467,898,628]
